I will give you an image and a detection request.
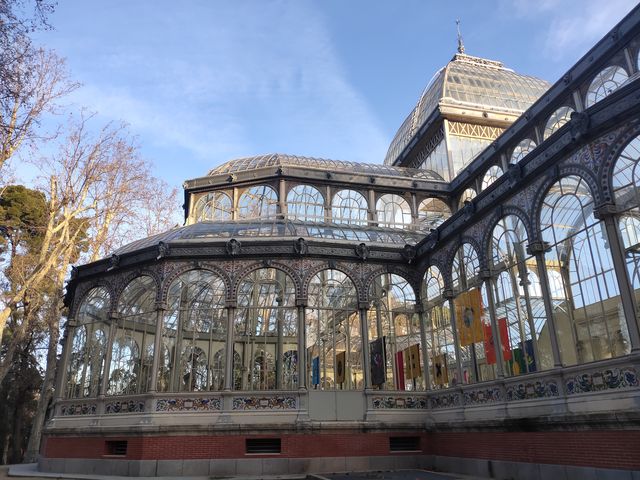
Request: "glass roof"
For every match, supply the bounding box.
[115,219,425,255]
[207,153,445,181]
[384,54,550,166]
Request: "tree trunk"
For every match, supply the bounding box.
[24,304,60,463]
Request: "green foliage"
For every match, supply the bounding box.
[0,184,47,253]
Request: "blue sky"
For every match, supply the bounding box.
[31,0,638,190]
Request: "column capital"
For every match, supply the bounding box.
[443,289,455,300]
[480,269,493,280]
[526,241,551,255]
[593,202,619,220]
[155,302,168,311]
[358,301,370,310]
[225,300,237,309]
[296,298,308,308]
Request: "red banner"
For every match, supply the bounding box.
[484,317,512,364]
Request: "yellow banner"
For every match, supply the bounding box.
[335,351,346,384]
[431,353,448,385]
[455,289,484,346]
[404,344,422,378]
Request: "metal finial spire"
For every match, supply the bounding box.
[456,19,465,54]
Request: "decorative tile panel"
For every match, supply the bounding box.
[566,367,639,395]
[104,399,146,414]
[60,403,98,416]
[371,396,428,409]
[430,392,462,409]
[155,397,221,412]
[463,387,503,405]
[232,395,297,410]
[506,379,560,401]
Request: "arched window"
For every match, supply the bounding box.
[238,185,278,220]
[585,65,629,108]
[540,176,629,365]
[422,266,457,389]
[332,189,368,226]
[544,106,574,140]
[109,276,157,395]
[66,287,110,399]
[161,270,226,392]
[376,194,411,228]
[235,268,297,390]
[451,243,494,384]
[307,269,361,390]
[458,188,476,210]
[368,274,422,391]
[510,138,537,164]
[490,216,553,374]
[481,165,503,191]
[287,185,325,222]
[418,198,450,231]
[612,134,640,334]
[193,192,232,222]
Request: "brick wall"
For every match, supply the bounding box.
[43,430,640,470]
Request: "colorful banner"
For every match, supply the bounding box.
[404,344,422,379]
[483,317,512,364]
[431,353,448,385]
[455,289,484,346]
[311,356,320,386]
[510,339,536,374]
[335,351,346,384]
[370,337,386,386]
[395,351,405,390]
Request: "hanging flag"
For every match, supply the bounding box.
[312,356,320,386]
[335,351,346,385]
[431,353,448,385]
[370,337,386,386]
[395,351,405,390]
[455,289,484,346]
[483,318,512,364]
[523,339,536,373]
[404,344,422,379]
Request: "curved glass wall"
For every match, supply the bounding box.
[376,194,412,228]
[481,165,503,191]
[490,216,553,374]
[368,274,422,391]
[331,189,368,226]
[238,185,278,220]
[287,185,325,222]
[612,134,640,329]
[194,192,232,222]
[66,287,110,398]
[307,270,361,390]
[585,65,629,108]
[544,106,574,140]
[540,176,630,364]
[160,270,227,392]
[109,276,157,395]
[234,268,297,390]
[418,198,450,231]
[423,266,457,389]
[458,188,476,209]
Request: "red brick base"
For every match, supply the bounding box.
[42,430,640,470]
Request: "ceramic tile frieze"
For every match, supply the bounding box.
[463,386,503,405]
[59,403,98,416]
[371,396,428,409]
[155,397,221,412]
[565,367,638,395]
[232,395,297,410]
[506,379,560,401]
[104,399,146,414]
[430,392,462,409]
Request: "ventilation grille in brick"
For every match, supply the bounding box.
[246,438,281,454]
[105,440,128,456]
[389,436,420,452]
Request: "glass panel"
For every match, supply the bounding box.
[368,274,422,391]
[287,185,325,222]
[331,189,368,226]
[376,194,412,228]
[585,65,629,108]
[510,138,537,164]
[238,185,278,220]
[161,270,226,392]
[234,268,297,390]
[66,287,110,398]
[418,198,450,232]
[543,106,574,140]
[481,165,503,191]
[540,176,629,364]
[307,270,362,390]
[193,192,232,222]
[458,188,476,209]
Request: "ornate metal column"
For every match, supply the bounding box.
[443,289,464,384]
[149,302,166,392]
[54,321,76,401]
[416,304,431,390]
[359,303,372,389]
[527,241,563,367]
[297,300,307,390]
[100,312,118,397]
[481,270,505,378]
[224,301,236,391]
